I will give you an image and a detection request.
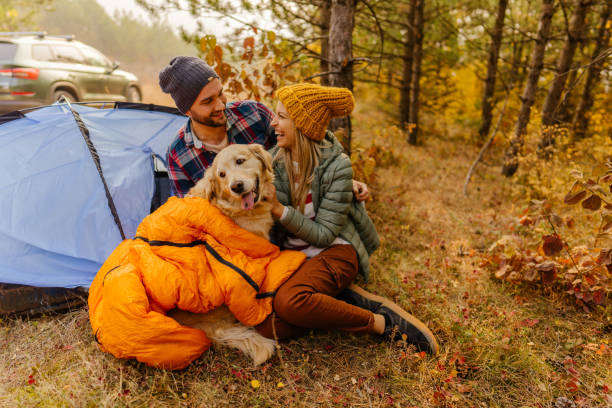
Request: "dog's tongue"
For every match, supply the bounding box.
[241,191,256,210]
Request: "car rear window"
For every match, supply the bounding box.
[0,42,17,60]
[51,45,85,64]
[32,44,54,61]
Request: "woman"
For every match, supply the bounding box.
[256,84,438,354]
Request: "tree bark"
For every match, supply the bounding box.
[539,0,591,150]
[329,0,356,153]
[502,0,555,177]
[554,59,580,124]
[407,0,424,145]
[319,0,332,86]
[573,1,611,139]
[478,0,508,141]
[399,0,417,129]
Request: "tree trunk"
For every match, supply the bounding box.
[407,0,424,145]
[399,0,417,129]
[539,0,591,150]
[573,1,611,139]
[478,0,508,141]
[329,0,356,153]
[554,59,580,124]
[502,0,555,177]
[319,0,332,86]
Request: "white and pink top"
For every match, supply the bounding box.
[281,189,349,258]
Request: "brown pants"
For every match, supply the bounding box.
[255,244,375,339]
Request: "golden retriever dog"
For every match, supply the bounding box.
[168,143,277,366]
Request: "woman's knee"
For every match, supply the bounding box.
[273,288,311,322]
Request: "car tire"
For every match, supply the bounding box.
[53,89,77,103]
[126,86,141,103]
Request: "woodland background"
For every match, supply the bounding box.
[0,0,610,407]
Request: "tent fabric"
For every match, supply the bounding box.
[88,197,306,370]
[0,103,188,288]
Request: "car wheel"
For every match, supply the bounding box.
[53,89,77,103]
[126,86,141,103]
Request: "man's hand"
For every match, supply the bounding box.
[352,180,369,202]
[264,183,285,219]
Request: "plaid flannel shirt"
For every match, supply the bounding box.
[166,100,277,197]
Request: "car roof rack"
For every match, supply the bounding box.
[0,32,75,41]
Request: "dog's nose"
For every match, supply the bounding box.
[231,181,244,194]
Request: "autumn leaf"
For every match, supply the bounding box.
[541,235,563,256]
[592,290,606,305]
[214,45,223,60]
[564,190,587,205]
[244,36,255,49]
[582,194,602,211]
[519,318,539,327]
[564,181,586,204]
[266,30,276,43]
[523,268,538,282]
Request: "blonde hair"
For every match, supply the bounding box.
[274,127,322,213]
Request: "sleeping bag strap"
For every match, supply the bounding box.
[67,106,126,240]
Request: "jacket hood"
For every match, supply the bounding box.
[318,131,346,166]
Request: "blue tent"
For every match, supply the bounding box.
[0,102,187,289]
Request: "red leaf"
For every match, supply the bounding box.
[519,318,540,327]
[566,380,579,392]
[582,194,602,211]
[592,290,606,305]
[243,36,255,49]
[564,190,587,205]
[541,269,556,285]
[542,235,563,256]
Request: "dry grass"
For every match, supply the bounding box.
[1,103,610,407]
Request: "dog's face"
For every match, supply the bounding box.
[189,144,273,212]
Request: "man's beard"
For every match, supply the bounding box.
[191,110,227,127]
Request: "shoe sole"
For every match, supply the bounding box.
[348,283,440,354]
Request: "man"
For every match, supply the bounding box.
[159,56,368,199]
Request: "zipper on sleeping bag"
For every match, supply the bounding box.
[133,236,275,299]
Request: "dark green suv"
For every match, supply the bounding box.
[0,32,141,112]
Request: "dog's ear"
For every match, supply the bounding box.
[249,144,274,183]
[187,165,218,201]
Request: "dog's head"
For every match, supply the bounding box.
[189,143,273,212]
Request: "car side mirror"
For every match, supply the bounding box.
[107,61,119,73]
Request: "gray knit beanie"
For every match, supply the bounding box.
[158,56,219,114]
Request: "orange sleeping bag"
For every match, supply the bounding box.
[88,197,306,370]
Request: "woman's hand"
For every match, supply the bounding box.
[352,180,370,202]
[264,182,285,219]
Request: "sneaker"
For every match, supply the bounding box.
[338,284,439,354]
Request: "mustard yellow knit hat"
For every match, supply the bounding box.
[276,83,354,141]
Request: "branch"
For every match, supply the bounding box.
[359,0,385,80]
[464,78,514,196]
[302,70,341,81]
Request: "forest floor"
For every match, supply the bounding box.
[0,99,610,407]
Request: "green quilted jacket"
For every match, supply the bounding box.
[269,132,380,280]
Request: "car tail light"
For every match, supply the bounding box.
[0,68,39,80]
